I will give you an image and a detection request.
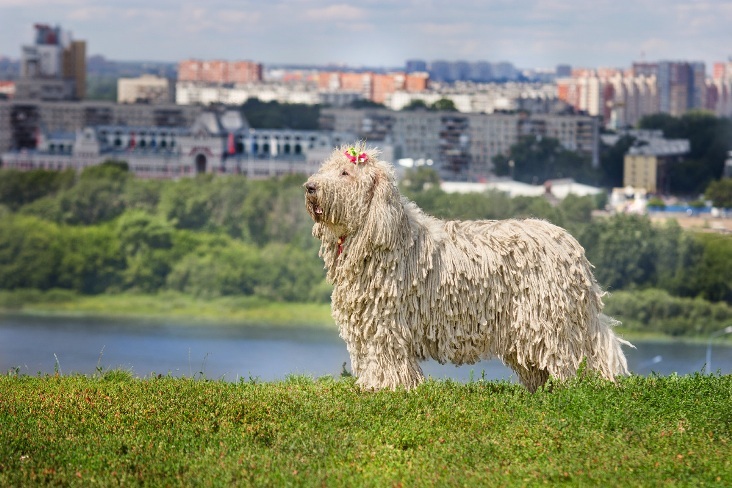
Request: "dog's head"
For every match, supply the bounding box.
[304,143,405,248]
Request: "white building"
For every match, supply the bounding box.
[1,109,365,180]
[118,75,174,104]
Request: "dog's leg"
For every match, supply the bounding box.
[355,346,424,391]
[503,353,549,393]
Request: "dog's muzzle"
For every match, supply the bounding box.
[304,181,324,220]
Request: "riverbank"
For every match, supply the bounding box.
[1,373,730,486]
[0,289,334,328]
[1,289,730,345]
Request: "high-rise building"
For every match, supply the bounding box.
[556,65,572,78]
[657,61,706,116]
[707,61,732,117]
[405,60,427,73]
[15,24,86,101]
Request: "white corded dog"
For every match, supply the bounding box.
[305,144,632,392]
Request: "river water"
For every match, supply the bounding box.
[1,315,730,382]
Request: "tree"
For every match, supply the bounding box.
[158,175,216,230]
[578,215,658,291]
[56,162,130,225]
[0,169,74,211]
[57,225,124,294]
[688,233,732,303]
[493,135,598,185]
[166,240,262,297]
[58,178,127,225]
[124,178,165,213]
[704,179,732,209]
[0,215,63,289]
[349,99,384,109]
[240,99,320,130]
[400,167,440,193]
[116,210,175,291]
[401,100,429,111]
[431,98,457,111]
[599,134,635,188]
[653,220,703,297]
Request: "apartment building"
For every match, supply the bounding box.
[557,61,729,128]
[623,137,690,193]
[178,59,263,84]
[320,108,599,180]
[315,71,428,104]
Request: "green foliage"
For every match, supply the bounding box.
[599,134,635,188]
[1,165,730,315]
[0,169,75,211]
[493,135,599,185]
[240,99,320,130]
[705,178,732,209]
[1,374,730,486]
[122,177,164,213]
[349,99,384,109]
[85,73,118,101]
[578,214,658,290]
[116,211,175,292]
[57,163,130,225]
[687,233,732,303]
[400,167,440,193]
[56,225,124,294]
[558,194,594,226]
[158,175,216,230]
[256,243,328,302]
[647,196,666,208]
[605,288,732,336]
[166,239,262,298]
[0,215,63,290]
[431,98,457,111]
[401,99,429,111]
[653,220,703,296]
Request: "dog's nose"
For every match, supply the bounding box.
[305,182,317,194]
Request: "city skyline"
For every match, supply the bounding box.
[1,1,731,71]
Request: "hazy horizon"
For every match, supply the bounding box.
[1,1,731,70]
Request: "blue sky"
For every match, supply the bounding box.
[1,0,730,70]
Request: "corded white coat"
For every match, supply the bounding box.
[305,145,632,392]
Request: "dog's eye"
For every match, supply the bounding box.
[341,170,350,177]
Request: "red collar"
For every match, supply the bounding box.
[337,235,347,256]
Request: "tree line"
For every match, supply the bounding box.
[0,162,730,327]
[0,163,328,303]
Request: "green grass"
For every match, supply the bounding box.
[0,289,334,327]
[1,372,730,486]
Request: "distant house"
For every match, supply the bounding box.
[623,136,690,194]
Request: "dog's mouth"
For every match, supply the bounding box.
[307,197,324,221]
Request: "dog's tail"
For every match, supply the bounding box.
[593,314,635,380]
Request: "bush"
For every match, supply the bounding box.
[604,288,732,336]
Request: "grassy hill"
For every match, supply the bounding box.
[1,372,730,486]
